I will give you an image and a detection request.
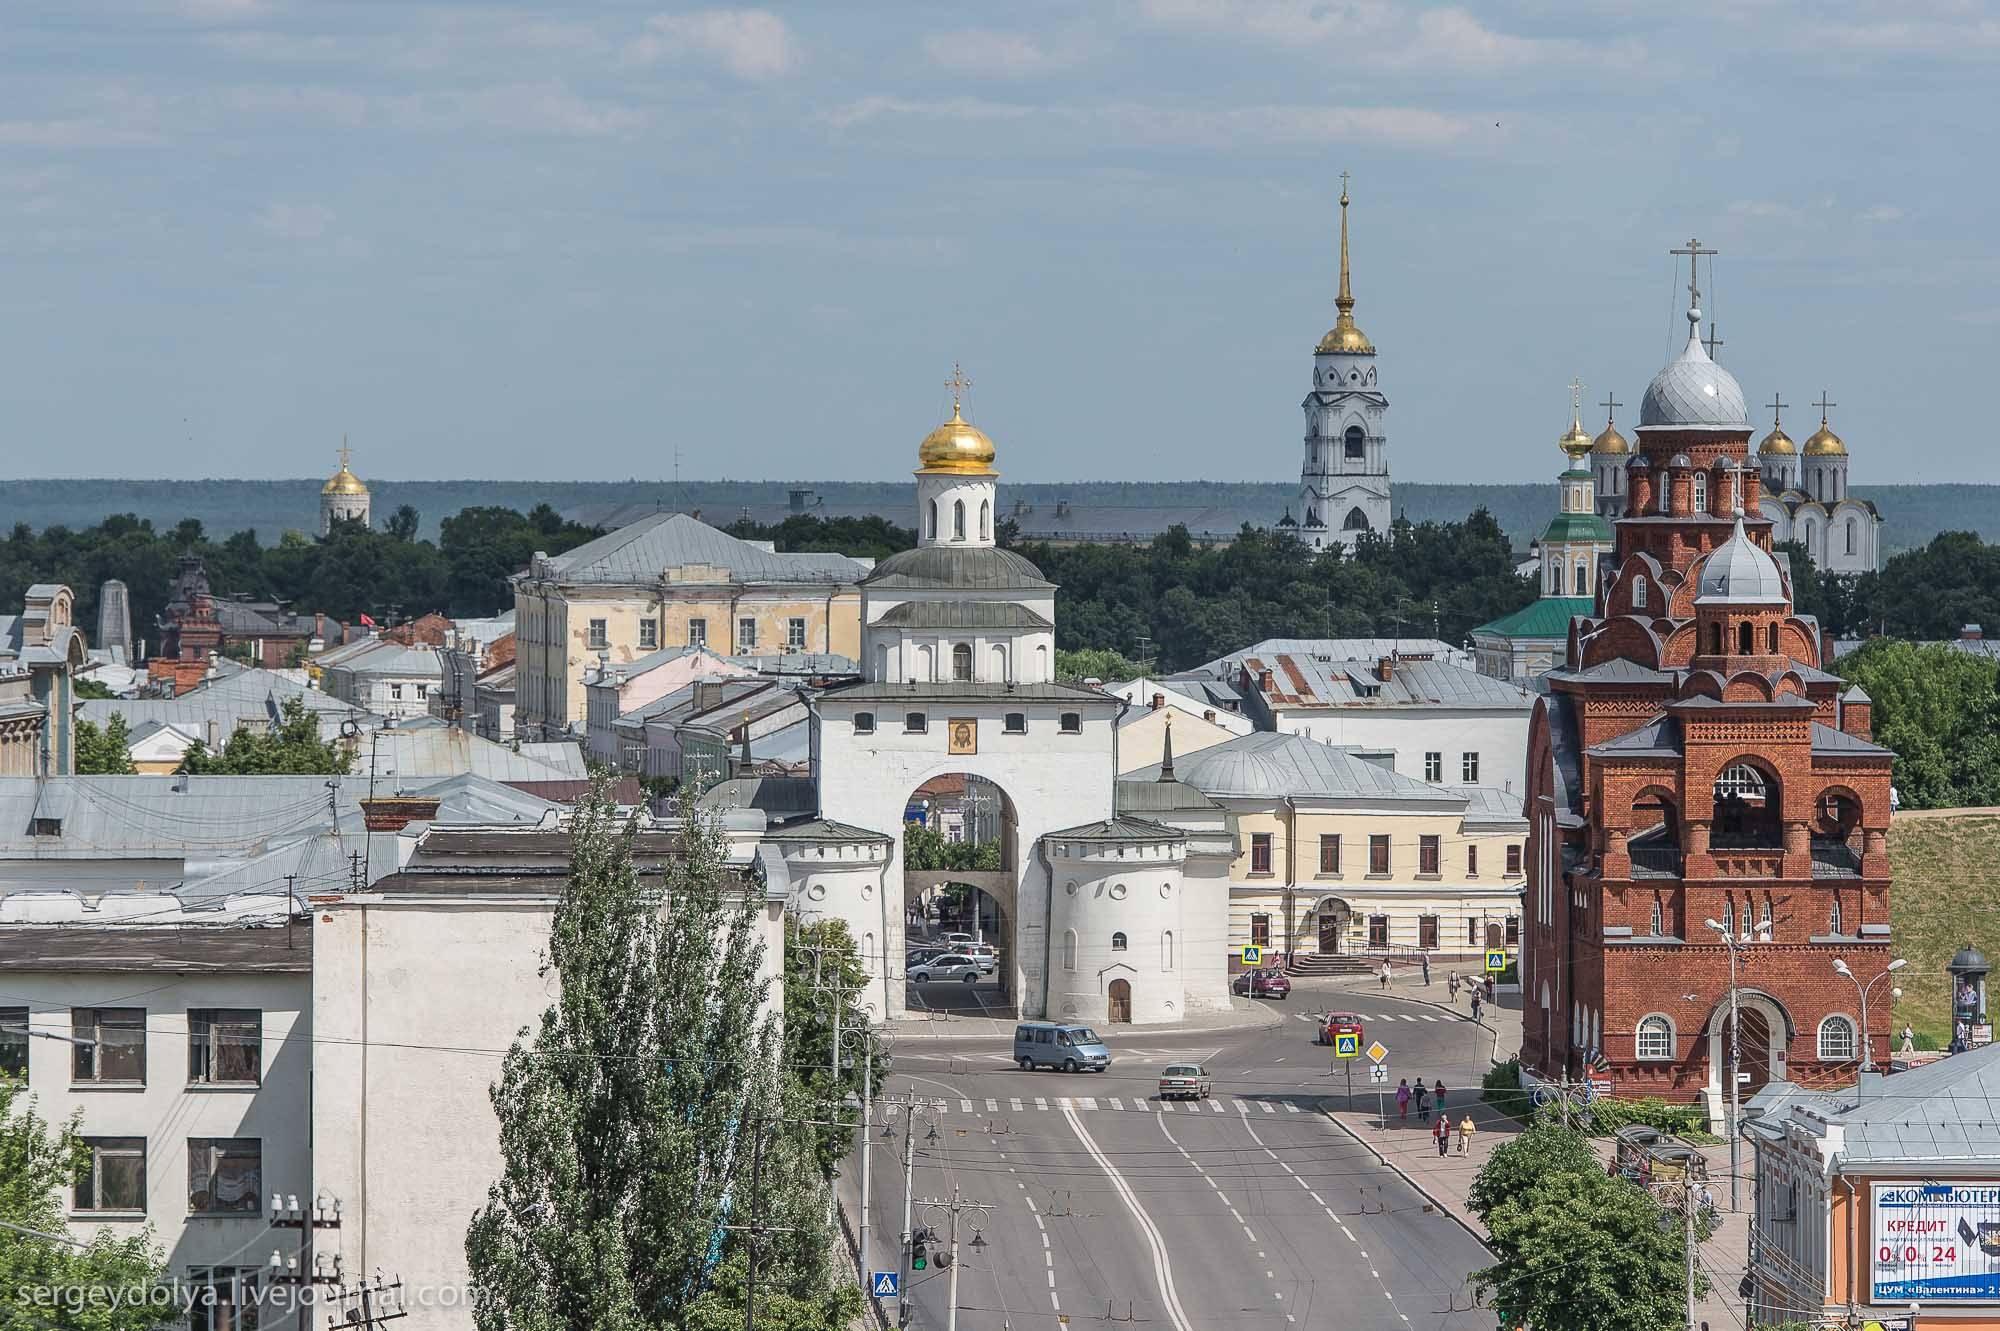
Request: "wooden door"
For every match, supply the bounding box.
[1108,979,1132,1023]
[1486,921,1504,949]
[1319,912,1341,954]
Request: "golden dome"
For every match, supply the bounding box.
[1558,412,1594,461]
[1758,424,1796,456]
[322,444,368,495]
[1803,416,1846,456]
[1591,421,1630,455]
[917,402,997,475]
[1314,177,1374,356]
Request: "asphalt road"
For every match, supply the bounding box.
[854,983,1502,1330]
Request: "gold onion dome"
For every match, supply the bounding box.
[917,401,997,475]
[1803,414,1846,456]
[1758,422,1796,455]
[1591,419,1630,455]
[323,461,368,495]
[1559,411,1594,461]
[1315,177,1374,355]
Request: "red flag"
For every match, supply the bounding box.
[359,613,377,629]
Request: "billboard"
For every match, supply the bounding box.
[1873,1183,2000,1303]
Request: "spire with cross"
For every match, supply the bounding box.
[338,436,351,471]
[1814,390,1836,424]
[1767,393,1788,427]
[1569,377,1584,419]
[1668,236,1718,322]
[945,363,971,416]
[1600,391,1622,426]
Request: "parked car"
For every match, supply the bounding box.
[941,931,976,947]
[1158,1064,1212,1100]
[909,954,981,983]
[1013,1022,1112,1072]
[1316,1012,1365,1046]
[1232,968,1291,999]
[962,942,999,973]
[1610,1125,1706,1184]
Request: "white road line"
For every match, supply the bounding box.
[1011,1098,1024,1112]
[1259,1101,1276,1114]
[1034,1097,1048,1111]
[1243,1226,1258,1242]
[1279,1163,1295,1175]
[1283,1102,1300,1113]
[1041,1233,1050,1249]
[1065,1104,1194,1331]
[1059,1097,1074,1110]
[1161,1100,1175,1113]
[985,1098,998,1111]
[1216,1193,1231,1208]
[1309,1192,1324,1205]
[1079,1097,1097,1111]
[1108,1096,1125,1110]
[1263,1149,1279,1160]
[1208,1099,1224,1113]
[960,1099,973,1112]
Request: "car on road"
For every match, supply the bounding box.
[908,954,982,983]
[1157,1064,1212,1100]
[962,942,998,973]
[1315,1011,1365,1046]
[941,931,977,947]
[1013,1022,1112,1073]
[1232,968,1291,999]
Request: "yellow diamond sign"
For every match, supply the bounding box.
[1366,1041,1389,1064]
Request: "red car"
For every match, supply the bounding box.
[1316,1012,1364,1047]
[1233,968,1291,999]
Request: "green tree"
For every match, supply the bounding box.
[177,697,352,775]
[0,1076,168,1330]
[1839,638,2000,809]
[783,917,889,1177]
[1054,648,1149,682]
[464,787,857,1331]
[72,678,117,700]
[1464,1121,1602,1222]
[384,504,421,542]
[73,714,137,776]
[1475,1167,1698,1331]
[901,820,1000,871]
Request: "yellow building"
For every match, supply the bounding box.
[1128,730,1525,963]
[510,513,867,739]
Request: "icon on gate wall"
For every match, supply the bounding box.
[948,718,977,755]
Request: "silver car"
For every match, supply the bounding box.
[1158,1064,1212,1100]
[909,953,981,984]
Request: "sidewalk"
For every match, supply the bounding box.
[884,997,1284,1041]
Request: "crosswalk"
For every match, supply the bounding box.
[1294,1011,1464,1024]
[942,1095,1309,1116]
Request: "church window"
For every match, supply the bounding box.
[951,643,972,681]
[854,712,875,734]
[1716,763,1767,799]
[1709,623,1723,655]
[1343,425,1366,460]
[1636,1015,1673,1061]
[1829,898,1842,936]
[1817,1014,1856,1061]
[1649,897,1663,936]
[1111,932,1128,952]
[1342,506,1370,532]
[1060,712,1082,734]
[1062,929,1077,971]
[1845,522,1856,556]
[1004,712,1026,734]
[1739,900,1754,939]
[1162,931,1174,970]
[1633,575,1648,609]
[953,500,966,541]
[980,500,991,541]
[1738,621,1754,654]
[688,618,707,646]
[917,644,934,679]
[926,502,937,540]
[990,643,1008,681]
[1804,519,1816,546]
[1768,623,1779,652]
[1692,472,1708,513]
[904,712,927,734]
[737,617,757,650]
[1572,562,1587,595]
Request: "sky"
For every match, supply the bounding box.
[1,1,1995,486]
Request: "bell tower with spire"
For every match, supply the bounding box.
[1294,173,1391,552]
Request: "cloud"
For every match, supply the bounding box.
[820,96,1483,149]
[922,29,1073,78]
[255,201,332,240]
[180,0,265,19]
[819,96,1036,131]
[627,9,798,79]
[218,83,646,137]
[1862,205,1905,223]
[1133,0,1636,73]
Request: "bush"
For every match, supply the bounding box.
[1481,1058,1534,1123]
[1580,1095,1712,1138]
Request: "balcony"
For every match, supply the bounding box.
[1628,842,1683,879]
[1810,838,1863,879]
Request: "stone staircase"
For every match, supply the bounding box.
[1285,952,1375,977]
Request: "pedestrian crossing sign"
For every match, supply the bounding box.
[1334,1032,1360,1058]
[870,1272,898,1298]
[1484,949,1508,972]
[1241,945,1263,966]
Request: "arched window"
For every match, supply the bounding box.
[1740,902,1753,939]
[1161,930,1175,970]
[1818,1014,1857,1062]
[951,642,973,682]
[1343,425,1366,460]
[1829,898,1842,936]
[916,644,935,681]
[1573,562,1587,595]
[989,643,1008,683]
[1633,575,1648,609]
[1062,927,1077,971]
[1636,1014,1674,1060]
[926,501,937,540]
[1845,522,1856,556]
[1804,518,1816,547]
[1717,763,1768,798]
[1692,472,1708,513]
[953,500,966,541]
[1111,931,1128,952]
[1649,897,1663,936]
[1709,623,1723,654]
[1761,898,1773,934]
[981,500,991,541]
[1768,622,1779,652]
[1738,621,1754,654]
[875,643,891,682]
[1342,506,1370,532]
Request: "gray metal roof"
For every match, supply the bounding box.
[79,668,372,737]
[698,776,817,818]
[871,600,1053,630]
[823,681,1114,705]
[1695,517,1788,606]
[540,512,866,586]
[1232,650,1534,711]
[0,924,312,973]
[1545,694,1585,820]
[365,729,587,782]
[1758,1044,2000,1166]
[1452,785,1528,826]
[1811,721,1892,755]
[1638,319,1749,431]
[862,544,1051,591]
[1548,658,1676,686]
[324,641,444,680]
[1114,778,1222,814]
[1044,815,1185,843]
[764,817,889,843]
[1194,638,1472,676]
[1126,731,1466,806]
[1589,716,1682,758]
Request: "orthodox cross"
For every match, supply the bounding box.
[1767,393,1788,425]
[1814,390,1836,423]
[1669,236,1717,310]
[1339,168,1351,201]
[338,436,351,470]
[1704,322,1724,357]
[1600,391,1622,424]
[945,363,972,412]
[1569,377,1585,419]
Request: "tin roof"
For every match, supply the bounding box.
[537,512,866,587]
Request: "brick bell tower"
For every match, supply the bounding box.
[1520,241,1895,1127]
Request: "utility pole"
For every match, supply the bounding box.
[840,1025,876,1278]
[1704,917,1769,1211]
[325,1273,407,1331]
[914,1185,994,1331]
[880,1095,944,1329]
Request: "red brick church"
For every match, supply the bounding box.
[1521,259,1894,1122]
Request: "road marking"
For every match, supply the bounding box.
[1297,1177,1311,1190]
[1044,1252,1052,1267]
[1263,1149,1279,1160]
[1024,1193,1036,1209]
[1243,1225,1257,1242]
[1259,1101,1276,1114]
[1265,1270,1274,1278]
[1079,1097,1097,1111]
[1059,1097,1074,1110]
[1208,1099,1224,1113]
[1034,1097,1048,1111]
[1340,1226,1354,1240]
[1279,1163,1295,1175]
[1108,1097,1125,1110]
[1216,1193,1231,1208]
[985,1098,998,1111]
[1047,1271,1055,1288]
[1011,1098,1024,1112]
[1283,1102,1300,1113]
[960,1099,973,1112]
[1309,1192,1324,1205]
[1161,1100,1175,1113]
[1065,1104,1194,1331]
[1041,1233,1050,1249]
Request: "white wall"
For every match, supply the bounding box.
[1044,836,1187,1025]
[1274,708,1530,792]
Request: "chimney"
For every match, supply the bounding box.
[1150,692,1165,711]
[206,719,221,750]
[1377,655,1394,683]
[1258,668,1275,693]
[359,795,443,832]
[1964,624,1984,642]
[1840,685,1874,741]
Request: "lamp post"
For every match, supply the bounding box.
[1832,957,1907,1072]
[878,1096,944,1330]
[839,1026,876,1280]
[1704,917,1771,1211]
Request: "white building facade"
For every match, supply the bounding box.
[1754,402,1883,574]
[1291,181,1390,549]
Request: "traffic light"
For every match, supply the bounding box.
[911,1226,930,1271]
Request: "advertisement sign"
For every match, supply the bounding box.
[1873,1183,2000,1302]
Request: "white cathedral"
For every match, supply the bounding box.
[767,388,1233,1025]
[1284,179,1391,550]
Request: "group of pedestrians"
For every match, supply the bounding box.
[1391,1076,1477,1155]
[1445,972,1496,1022]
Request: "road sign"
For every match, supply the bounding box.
[870,1272,899,1298]
[1368,1064,1389,1084]
[1334,1032,1360,1058]
[1366,1040,1389,1064]
[1484,949,1508,973]
[1241,945,1263,966]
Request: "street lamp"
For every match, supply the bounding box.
[1704,916,1771,1212]
[1832,957,1908,1072]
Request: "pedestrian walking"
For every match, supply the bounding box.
[1421,953,1431,987]
[1448,973,1459,1001]
[1901,1024,1915,1057]
[1484,974,1496,1003]
[1414,1080,1430,1123]
[1457,1113,1476,1155]
[1433,1079,1447,1115]
[1470,992,1483,1024]
[1396,1078,1411,1120]
[1379,959,1392,990]
[1433,1114,1449,1158]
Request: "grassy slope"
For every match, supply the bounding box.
[1888,812,2000,1046]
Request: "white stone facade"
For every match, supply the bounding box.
[1298,350,1389,549]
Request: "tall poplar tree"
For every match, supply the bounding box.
[465,786,855,1331]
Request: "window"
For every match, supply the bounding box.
[1829,899,1842,935]
[953,500,966,541]
[73,1008,145,1084]
[187,1010,260,1086]
[1709,622,1723,654]
[1419,835,1440,875]
[414,683,428,701]
[1506,844,1522,876]
[1062,929,1077,970]
[1368,915,1389,947]
[737,617,757,651]
[75,1137,145,1212]
[1467,844,1478,876]
[1768,622,1779,653]
[1461,752,1480,783]
[904,712,927,734]
[1761,898,1774,934]
[1741,902,1754,939]
[1004,712,1026,734]
[1424,751,1442,782]
[1318,834,1341,875]
[1738,621,1754,654]
[188,1138,261,1214]
[926,502,937,540]
[853,712,875,735]
[1467,918,1481,946]
[1846,522,1856,556]
[952,643,973,681]
[1249,915,1271,947]
[1419,915,1439,949]
[1636,1015,1674,1061]
[1633,575,1648,609]
[1369,835,1390,874]
[1111,932,1128,952]
[1059,712,1082,734]
[788,617,807,651]
[1817,1015,1857,1062]
[1343,425,1365,460]
[187,1267,263,1331]
[1650,897,1663,936]
[1716,763,1767,798]
[389,683,403,701]
[0,1006,25,1081]
[1692,472,1708,513]
[587,618,607,649]
[1506,916,1519,945]
[1250,833,1273,874]
[1573,562,1586,595]
[981,501,991,541]
[688,618,707,647]
[639,617,658,649]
